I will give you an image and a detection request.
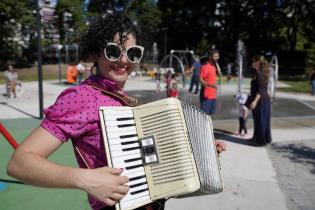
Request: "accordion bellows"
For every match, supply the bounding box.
[99,98,223,210]
[180,100,223,195]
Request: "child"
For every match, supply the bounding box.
[237,93,249,136]
[155,69,161,92]
[165,69,172,90]
[168,74,179,98]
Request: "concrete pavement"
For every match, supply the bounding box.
[1,76,315,210]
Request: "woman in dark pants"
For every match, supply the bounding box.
[249,55,272,146]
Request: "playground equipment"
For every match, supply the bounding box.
[0,123,19,149]
[269,55,279,101]
[0,123,24,187]
[237,40,245,94]
[66,65,78,84]
[159,50,194,88]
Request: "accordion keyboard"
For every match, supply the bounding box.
[102,107,151,209]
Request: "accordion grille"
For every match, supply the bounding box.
[181,101,223,194]
[140,109,196,185]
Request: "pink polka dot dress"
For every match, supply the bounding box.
[41,75,125,210]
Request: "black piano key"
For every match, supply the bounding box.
[129,182,147,188]
[121,141,139,145]
[120,134,138,139]
[130,188,149,195]
[118,124,136,128]
[117,117,134,121]
[129,175,146,182]
[126,164,143,170]
[124,157,142,163]
[122,147,140,151]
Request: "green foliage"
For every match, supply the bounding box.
[0,0,35,69]
[278,80,311,93]
[1,0,315,76]
[126,0,162,49]
[55,0,87,44]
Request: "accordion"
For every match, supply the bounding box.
[99,98,223,210]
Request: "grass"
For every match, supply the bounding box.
[1,64,312,94]
[277,80,311,93]
[0,64,68,84]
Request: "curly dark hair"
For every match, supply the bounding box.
[79,13,138,61]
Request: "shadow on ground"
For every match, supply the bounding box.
[0,102,39,119]
[270,142,315,174]
[214,129,258,147]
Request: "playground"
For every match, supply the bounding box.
[1,73,315,209]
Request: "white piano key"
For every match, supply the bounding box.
[121,166,145,176]
[128,177,147,187]
[112,160,143,169]
[110,148,141,158]
[112,153,142,165]
[107,126,136,134]
[110,142,140,152]
[103,108,133,113]
[122,184,149,203]
[130,184,148,194]
[108,136,139,145]
[104,113,134,120]
[107,129,137,139]
[120,195,150,210]
[105,119,135,126]
[121,190,150,204]
[128,171,146,179]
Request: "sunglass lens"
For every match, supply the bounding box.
[127,47,143,63]
[105,45,121,61]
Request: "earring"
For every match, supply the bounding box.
[90,62,97,75]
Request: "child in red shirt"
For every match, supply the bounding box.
[167,74,179,98]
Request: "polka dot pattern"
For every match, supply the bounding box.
[40,75,124,210]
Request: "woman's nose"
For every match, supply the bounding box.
[119,52,128,63]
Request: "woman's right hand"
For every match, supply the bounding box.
[78,167,129,206]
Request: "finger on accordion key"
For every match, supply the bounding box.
[121,165,145,176]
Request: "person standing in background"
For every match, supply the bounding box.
[155,68,161,92]
[77,60,86,84]
[236,93,249,137]
[187,55,201,94]
[248,55,272,146]
[4,65,18,98]
[199,49,220,115]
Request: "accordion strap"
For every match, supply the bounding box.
[83,80,141,107]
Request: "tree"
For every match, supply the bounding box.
[55,0,87,45]
[0,0,35,68]
[126,0,162,59]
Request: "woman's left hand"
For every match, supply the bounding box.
[250,100,257,110]
[215,140,227,154]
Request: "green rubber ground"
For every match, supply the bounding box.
[0,118,91,210]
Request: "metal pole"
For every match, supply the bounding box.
[58,49,62,84]
[164,29,167,57]
[36,0,44,119]
[75,44,78,64]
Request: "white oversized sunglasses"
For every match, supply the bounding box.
[104,42,144,64]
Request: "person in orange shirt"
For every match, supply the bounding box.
[199,49,220,115]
